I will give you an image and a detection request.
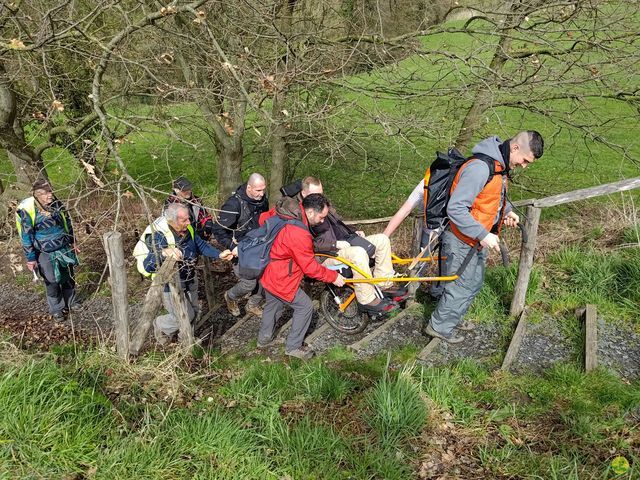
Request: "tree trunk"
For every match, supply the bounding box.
[454,2,519,151]
[0,62,46,188]
[217,138,243,199]
[269,93,289,202]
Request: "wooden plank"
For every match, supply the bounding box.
[305,322,331,344]
[219,313,252,340]
[129,257,177,356]
[277,319,292,337]
[584,304,598,372]
[168,272,195,348]
[103,231,129,360]
[416,338,442,361]
[348,310,410,351]
[532,177,640,208]
[510,206,541,317]
[336,178,640,227]
[501,307,529,371]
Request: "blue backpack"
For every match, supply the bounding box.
[237,216,307,279]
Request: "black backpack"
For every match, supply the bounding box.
[237,216,307,279]
[423,148,507,232]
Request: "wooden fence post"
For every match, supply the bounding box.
[103,231,129,360]
[129,257,177,355]
[408,216,424,297]
[411,215,423,257]
[168,272,195,347]
[510,206,541,317]
[583,304,598,372]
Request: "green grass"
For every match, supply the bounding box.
[0,344,638,479]
[364,362,428,445]
[543,245,640,323]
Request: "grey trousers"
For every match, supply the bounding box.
[260,289,312,352]
[228,264,263,307]
[429,230,487,337]
[155,279,199,336]
[37,251,75,315]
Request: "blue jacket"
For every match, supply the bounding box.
[18,199,74,262]
[142,228,222,291]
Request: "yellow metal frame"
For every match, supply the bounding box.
[316,252,458,313]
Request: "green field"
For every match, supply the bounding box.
[0,344,638,479]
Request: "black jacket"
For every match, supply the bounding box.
[212,183,269,249]
[310,208,354,254]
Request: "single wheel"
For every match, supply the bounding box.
[320,287,368,335]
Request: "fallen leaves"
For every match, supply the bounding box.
[8,38,25,49]
[159,5,177,16]
[51,99,65,112]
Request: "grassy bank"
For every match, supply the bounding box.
[0,344,637,479]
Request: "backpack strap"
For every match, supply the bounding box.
[469,152,509,182]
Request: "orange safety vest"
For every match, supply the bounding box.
[449,159,508,246]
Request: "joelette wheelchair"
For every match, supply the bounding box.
[316,251,459,334]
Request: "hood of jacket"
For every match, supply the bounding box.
[275,196,303,222]
[471,136,507,169]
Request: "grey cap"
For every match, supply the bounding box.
[173,176,193,191]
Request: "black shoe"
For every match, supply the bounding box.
[381,286,410,303]
[358,298,399,318]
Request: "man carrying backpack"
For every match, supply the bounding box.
[212,173,269,318]
[384,131,544,343]
[16,179,78,321]
[134,203,233,344]
[164,176,214,239]
[259,194,345,360]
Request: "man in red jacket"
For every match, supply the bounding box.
[259,194,345,360]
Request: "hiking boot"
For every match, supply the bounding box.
[52,312,65,322]
[257,335,276,348]
[245,303,263,318]
[358,298,399,318]
[423,324,464,344]
[455,320,476,331]
[224,290,241,317]
[381,286,411,303]
[285,345,315,360]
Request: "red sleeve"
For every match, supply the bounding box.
[259,207,276,226]
[287,227,338,283]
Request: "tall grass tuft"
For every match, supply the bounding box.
[0,357,114,477]
[364,362,427,445]
[299,362,353,402]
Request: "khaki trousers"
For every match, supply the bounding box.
[323,233,394,304]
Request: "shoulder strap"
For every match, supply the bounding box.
[285,219,308,231]
[467,152,509,184]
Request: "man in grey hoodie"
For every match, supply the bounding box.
[384,131,544,343]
